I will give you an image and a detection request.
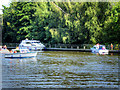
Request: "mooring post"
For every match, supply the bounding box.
[108,45,110,50]
[84,45,85,49]
[49,44,51,48]
[55,44,56,48]
[77,46,79,49]
[60,46,62,48]
[16,43,18,47]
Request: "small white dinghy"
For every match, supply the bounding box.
[4,49,37,58]
[91,44,109,55]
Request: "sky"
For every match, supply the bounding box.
[0,0,11,14]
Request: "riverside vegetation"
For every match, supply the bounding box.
[1,1,120,45]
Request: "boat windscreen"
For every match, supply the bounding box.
[99,46,103,49]
[31,42,40,43]
[26,42,31,44]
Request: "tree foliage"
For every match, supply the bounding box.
[2,2,120,44]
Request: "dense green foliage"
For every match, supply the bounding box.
[2,2,120,44]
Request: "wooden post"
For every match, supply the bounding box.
[77,46,79,49]
[16,43,18,47]
[49,44,51,48]
[108,45,110,50]
[55,44,56,48]
[71,46,73,49]
[60,46,62,48]
[84,45,85,49]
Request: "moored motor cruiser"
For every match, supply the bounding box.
[19,38,45,51]
[91,44,109,55]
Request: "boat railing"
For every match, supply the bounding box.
[43,43,94,49]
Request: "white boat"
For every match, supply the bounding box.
[19,39,45,51]
[4,49,37,58]
[0,46,10,54]
[91,45,109,55]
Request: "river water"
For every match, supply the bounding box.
[1,51,119,88]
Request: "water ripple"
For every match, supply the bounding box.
[2,51,119,88]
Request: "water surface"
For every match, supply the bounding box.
[2,51,119,88]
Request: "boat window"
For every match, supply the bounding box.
[26,42,31,44]
[99,46,103,49]
[31,42,40,43]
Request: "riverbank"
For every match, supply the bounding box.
[6,47,120,53]
[43,48,91,52]
[43,48,120,53]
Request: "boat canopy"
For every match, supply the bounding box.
[93,45,106,49]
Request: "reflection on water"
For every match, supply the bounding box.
[2,51,119,88]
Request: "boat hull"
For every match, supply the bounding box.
[0,49,10,54]
[4,52,37,58]
[99,50,109,55]
[91,45,109,55]
[91,49,109,55]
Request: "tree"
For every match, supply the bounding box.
[2,2,120,44]
[103,2,120,44]
[2,2,37,43]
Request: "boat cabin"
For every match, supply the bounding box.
[19,39,45,50]
[12,49,30,53]
[93,45,106,50]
